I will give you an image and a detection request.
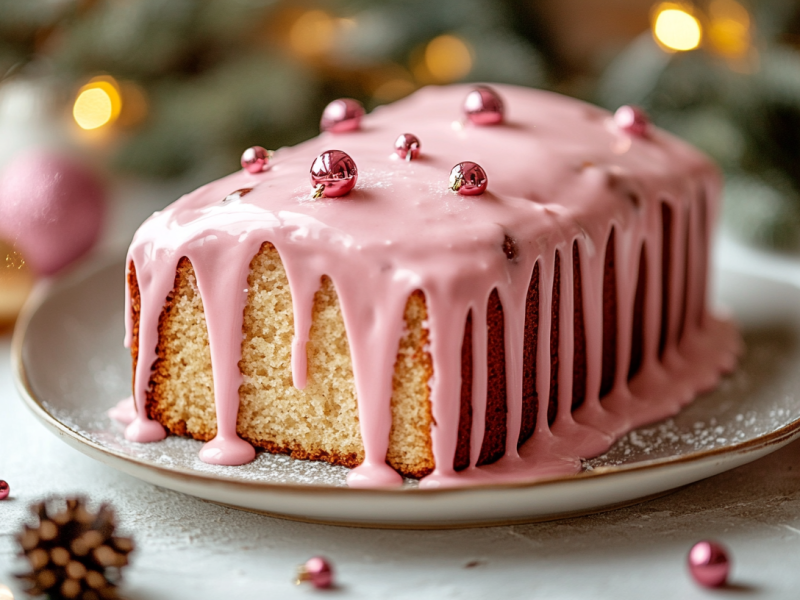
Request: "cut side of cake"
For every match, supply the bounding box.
[120,84,741,488]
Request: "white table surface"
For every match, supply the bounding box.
[3,181,800,599]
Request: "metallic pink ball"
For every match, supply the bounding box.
[320,98,365,133]
[449,161,488,196]
[395,133,421,161]
[614,105,649,136]
[240,146,270,174]
[0,480,8,500]
[463,86,504,125]
[688,540,730,588]
[310,150,358,198]
[298,556,334,589]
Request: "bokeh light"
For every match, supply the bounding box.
[73,76,122,130]
[708,0,751,58]
[653,4,703,52]
[289,10,335,57]
[424,35,472,82]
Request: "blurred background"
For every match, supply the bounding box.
[2,0,800,316]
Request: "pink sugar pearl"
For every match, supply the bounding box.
[395,133,421,161]
[240,146,270,174]
[320,98,364,133]
[310,150,358,198]
[0,480,9,500]
[298,556,334,589]
[688,540,730,588]
[0,149,106,276]
[449,161,488,196]
[614,105,649,137]
[463,86,504,125]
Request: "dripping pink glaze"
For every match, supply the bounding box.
[108,396,136,425]
[122,84,741,488]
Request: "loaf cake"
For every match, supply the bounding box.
[118,84,741,489]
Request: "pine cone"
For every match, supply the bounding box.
[16,497,134,600]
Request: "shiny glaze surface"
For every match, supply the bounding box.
[123,84,740,488]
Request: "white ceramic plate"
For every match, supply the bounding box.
[12,258,800,528]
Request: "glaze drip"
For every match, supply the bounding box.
[122,84,740,488]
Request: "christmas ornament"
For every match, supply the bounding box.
[614,105,649,137]
[16,497,134,599]
[688,540,730,588]
[0,149,106,276]
[449,162,488,196]
[310,150,358,198]
[395,133,421,161]
[222,188,254,204]
[240,146,272,174]
[463,86,504,125]
[0,480,8,500]
[296,556,334,589]
[320,99,364,133]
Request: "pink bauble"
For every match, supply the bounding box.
[395,133,421,161]
[463,86,504,125]
[240,146,270,174]
[310,150,358,198]
[320,98,365,133]
[0,150,106,276]
[0,480,8,500]
[614,105,649,136]
[688,540,730,588]
[449,161,488,196]
[303,556,334,589]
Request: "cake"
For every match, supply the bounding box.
[116,84,741,489]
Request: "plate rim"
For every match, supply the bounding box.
[12,256,800,499]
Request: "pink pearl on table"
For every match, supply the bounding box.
[688,540,730,588]
[395,133,421,161]
[320,98,365,133]
[296,556,334,589]
[449,161,488,196]
[310,150,358,198]
[240,146,271,174]
[463,86,504,125]
[614,105,649,136]
[0,480,9,500]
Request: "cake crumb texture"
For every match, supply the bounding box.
[133,243,436,477]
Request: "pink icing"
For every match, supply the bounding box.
[108,396,136,424]
[122,84,741,488]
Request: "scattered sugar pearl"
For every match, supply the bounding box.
[0,480,9,500]
[463,86,504,125]
[296,556,334,589]
[310,150,358,198]
[395,133,421,161]
[320,98,364,133]
[449,162,488,196]
[240,146,271,174]
[614,105,649,136]
[688,540,730,588]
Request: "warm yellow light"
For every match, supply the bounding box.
[373,78,416,102]
[73,77,122,130]
[0,583,13,600]
[653,5,702,52]
[289,10,335,57]
[424,35,472,82]
[708,0,750,58]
